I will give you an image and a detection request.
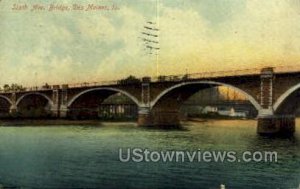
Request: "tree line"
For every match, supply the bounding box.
[1,84,25,92]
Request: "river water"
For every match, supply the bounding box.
[0,120,299,189]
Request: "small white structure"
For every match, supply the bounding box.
[201,106,218,114]
[218,107,247,118]
[218,107,232,116]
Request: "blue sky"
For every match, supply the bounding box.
[1,0,300,86]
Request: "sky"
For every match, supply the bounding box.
[1,0,300,86]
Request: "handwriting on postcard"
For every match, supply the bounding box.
[11,3,120,12]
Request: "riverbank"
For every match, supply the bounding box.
[0,119,135,126]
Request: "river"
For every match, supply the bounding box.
[0,120,299,189]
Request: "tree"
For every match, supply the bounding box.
[3,84,10,92]
[42,83,50,89]
[3,84,25,92]
[118,75,140,85]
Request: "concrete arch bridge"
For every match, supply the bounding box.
[0,67,299,135]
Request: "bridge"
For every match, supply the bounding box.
[0,66,299,135]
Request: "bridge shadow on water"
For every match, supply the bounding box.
[258,133,297,140]
[0,117,192,131]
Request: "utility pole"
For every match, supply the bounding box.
[156,0,160,77]
[35,72,38,90]
[141,0,160,77]
[141,22,160,77]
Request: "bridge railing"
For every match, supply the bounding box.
[0,68,262,93]
[151,68,261,82]
[0,80,120,93]
[0,86,51,93]
[67,80,119,88]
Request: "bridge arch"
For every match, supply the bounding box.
[67,87,140,107]
[273,83,300,113]
[150,81,262,111]
[0,95,13,105]
[0,95,13,117]
[16,92,54,107]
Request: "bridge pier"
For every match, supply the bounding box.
[8,92,17,117]
[151,110,180,128]
[137,107,152,126]
[257,114,295,136]
[9,105,17,117]
[138,107,181,127]
[51,86,60,118]
[50,105,59,118]
[59,85,68,118]
[59,105,68,118]
[257,67,295,135]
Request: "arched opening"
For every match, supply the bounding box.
[180,86,258,119]
[99,93,138,121]
[16,93,53,118]
[274,85,300,115]
[0,96,12,118]
[67,88,139,120]
[150,81,261,126]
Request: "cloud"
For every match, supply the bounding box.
[1,0,300,87]
[214,0,300,68]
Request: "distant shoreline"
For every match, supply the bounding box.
[0,119,136,126]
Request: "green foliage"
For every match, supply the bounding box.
[117,75,141,85]
[3,83,25,92]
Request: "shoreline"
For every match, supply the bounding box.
[0,119,136,126]
[0,117,258,127]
